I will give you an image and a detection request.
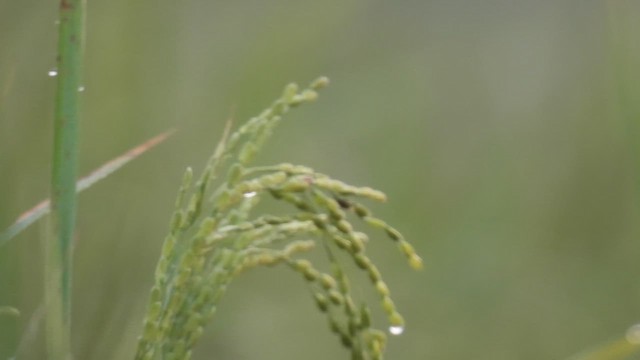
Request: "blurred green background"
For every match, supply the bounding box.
[2,0,640,359]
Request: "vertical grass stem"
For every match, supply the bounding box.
[46,0,85,358]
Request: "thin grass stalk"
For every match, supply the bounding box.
[46,0,85,358]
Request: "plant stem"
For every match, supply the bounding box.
[46,0,85,358]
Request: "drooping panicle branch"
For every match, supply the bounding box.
[136,77,421,360]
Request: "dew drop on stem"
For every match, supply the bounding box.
[243,191,257,198]
[389,325,404,336]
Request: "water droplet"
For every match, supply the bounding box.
[243,191,257,198]
[48,69,58,77]
[626,324,640,344]
[389,326,404,336]
[78,85,85,92]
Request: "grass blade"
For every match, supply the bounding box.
[0,129,175,246]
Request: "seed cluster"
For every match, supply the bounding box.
[135,77,422,360]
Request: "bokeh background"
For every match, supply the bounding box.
[2,0,640,359]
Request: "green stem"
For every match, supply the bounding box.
[46,0,85,358]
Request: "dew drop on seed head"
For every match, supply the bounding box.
[389,325,404,336]
[48,69,58,77]
[243,191,257,198]
[626,324,640,344]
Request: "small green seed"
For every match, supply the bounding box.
[320,274,338,290]
[328,290,344,305]
[314,293,329,312]
[354,254,370,269]
[345,297,357,316]
[188,326,204,347]
[353,204,370,217]
[239,143,257,164]
[311,76,330,90]
[381,296,395,314]
[294,259,312,273]
[389,312,405,327]
[171,212,183,231]
[301,89,318,102]
[409,254,424,270]
[281,177,310,192]
[227,164,244,184]
[368,266,382,282]
[336,220,353,234]
[375,281,390,297]
[364,217,386,229]
[360,305,371,328]
[333,235,351,250]
[340,334,353,348]
[282,83,299,102]
[385,227,403,241]
[329,318,341,334]
[149,301,162,318]
[350,236,365,252]
[359,187,387,202]
[303,268,319,282]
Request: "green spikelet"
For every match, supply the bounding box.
[135,77,421,360]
